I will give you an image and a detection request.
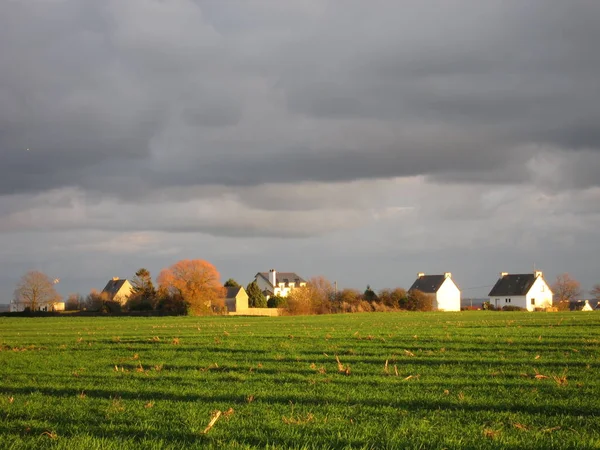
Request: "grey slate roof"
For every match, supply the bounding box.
[488,274,537,297]
[256,272,306,287]
[409,275,447,293]
[101,279,128,301]
[225,286,242,299]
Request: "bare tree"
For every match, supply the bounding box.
[552,273,582,305]
[590,284,600,302]
[65,293,84,311]
[308,276,334,312]
[13,271,61,311]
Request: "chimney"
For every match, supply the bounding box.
[417,272,425,278]
[112,277,119,281]
[444,272,452,278]
[269,269,277,286]
[534,271,543,278]
[500,272,508,277]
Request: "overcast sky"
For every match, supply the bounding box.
[1,0,600,303]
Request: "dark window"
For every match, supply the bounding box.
[531,298,535,305]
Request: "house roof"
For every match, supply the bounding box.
[225,286,243,299]
[488,274,538,297]
[101,279,129,301]
[256,272,306,287]
[409,275,447,293]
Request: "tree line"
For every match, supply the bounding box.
[11,261,599,315]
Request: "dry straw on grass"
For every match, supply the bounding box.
[335,355,351,375]
[41,431,58,440]
[202,410,222,434]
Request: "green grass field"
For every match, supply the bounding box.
[1,312,599,449]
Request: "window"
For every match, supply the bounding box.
[531,298,535,305]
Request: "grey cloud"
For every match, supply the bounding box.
[0,186,370,238]
[275,1,600,157]
[1,0,600,200]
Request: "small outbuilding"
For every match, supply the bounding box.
[224,286,249,313]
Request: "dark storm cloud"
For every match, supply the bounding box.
[1,0,599,199]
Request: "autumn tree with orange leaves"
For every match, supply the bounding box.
[157,259,224,315]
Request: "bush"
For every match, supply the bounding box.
[156,294,188,315]
[501,305,525,311]
[66,294,84,311]
[555,300,570,311]
[101,301,122,314]
[85,290,109,312]
[406,290,434,311]
[356,300,374,313]
[127,296,155,311]
[253,295,268,308]
[267,296,287,308]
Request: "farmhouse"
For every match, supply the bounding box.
[224,286,249,313]
[488,271,553,311]
[408,272,461,311]
[254,269,306,299]
[101,277,134,305]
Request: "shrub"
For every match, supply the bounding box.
[156,294,188,315]
[253,295,268,308]
[555,300,570,312]
[267,296,287,308]
[356,300,374,313]
[126,295,155,311]
[501,305,525,311]
[66,294,84,311]
[101,301,122,314]
[406,290,434,311]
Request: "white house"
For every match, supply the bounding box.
[10,300,65,312]
[254,269,307,298]
[488,271,553,311]
[101,277,134,305]
[408,272,461,311]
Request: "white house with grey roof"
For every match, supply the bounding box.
[408,272,461,311]
[488,271,553,311]
[254,269,306,298]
